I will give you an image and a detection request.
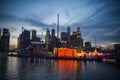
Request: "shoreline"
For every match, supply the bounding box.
[7,53,120,64]
[7,53,103,61]
[1,52,119,63]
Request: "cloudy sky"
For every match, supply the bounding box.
[0,0,120,49]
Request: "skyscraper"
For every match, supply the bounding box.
[57,13,59,39]
[45,28,50,51]
[0,28,1,37]
[51,29,55,37]
[0,28,10,52]
[114,44,120,56]
[85,42,91,48]
[67,26,70,47]
[76,27,81,38]
[19,30,30,50]
[61,32,67,41]
[32,30,36,41]
[17,37,20,50]
[50,29,58,52]
[70,27,83,48]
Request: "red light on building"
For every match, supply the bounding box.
[57,48,77,57]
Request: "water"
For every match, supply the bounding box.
[0,52,120,80]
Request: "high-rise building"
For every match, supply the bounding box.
[114,44,120,56]
[3,28,10,52]
[0,28,1,51]
[61,32,67,41]
[67,26,70,47]
[67,26,70,36]
[70,27,83,48]
[60,27,71,48]
[50,29,58,52]
[76,27,81,38]
[51,29,55,37]
[19,30,30,50]
[32,30,36,41]
[45,28,60,52]
[45,28,50,51]
[0,28,10,52]
[3,28,9,35]
[17,37,20,50]
[85,42,91,48]
[0,28,1,37]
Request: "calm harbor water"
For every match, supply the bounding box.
[0,52,120,80]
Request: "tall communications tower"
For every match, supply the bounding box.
[56,13,59,56]
[57,13,59,39]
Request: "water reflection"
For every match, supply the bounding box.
[0,54,8,80]
[0,55,120,80]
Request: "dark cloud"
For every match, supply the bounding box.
[82,0,120,26]
[0,13,56,29]
[70,0,120,44]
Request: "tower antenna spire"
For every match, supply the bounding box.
[56,13,59,56]
[57,13,59,38]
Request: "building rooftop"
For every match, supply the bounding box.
[31,41,45,45]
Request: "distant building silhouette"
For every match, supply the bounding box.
[61,32,67,47]
[45,28,50,51]
[32,30,36,41]
[60,27,83,48]
[85,42,91,48]
[67,26,70,47]
[45,28,60,52]
[0,28,1,37]
[50,29,59,52]
[18,29,30,50]
[0,28,10,52]
[61,32,67,41]
[17,37,20,50]
[17,27,46,55]
[70,27,83,48]
[31,30,41,42]
[114,44,120,56]
[84,42,92,51]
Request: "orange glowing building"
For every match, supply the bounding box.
[54,48,86,58]
[54,47,102,58]
[57,48,77,57]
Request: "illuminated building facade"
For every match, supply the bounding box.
[45,28,61,52]
[54,47,102,58]
[55,48,77,57]
[61,26,71,47]
[54,48,86,58]
[45,28,50,51]
[61,32,67,47]
[70,27,83,48]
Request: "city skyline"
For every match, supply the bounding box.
[0,0,120,49]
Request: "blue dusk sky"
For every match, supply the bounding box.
[0,0,120,49]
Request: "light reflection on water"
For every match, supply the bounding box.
[0,52,120,80]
